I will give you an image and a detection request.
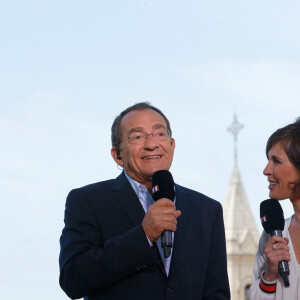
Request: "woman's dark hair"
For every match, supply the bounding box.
[111,102,172,154]
[266,117,300,192]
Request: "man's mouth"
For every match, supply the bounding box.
[142,155,161,160]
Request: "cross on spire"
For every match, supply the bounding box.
[227,114,244,166]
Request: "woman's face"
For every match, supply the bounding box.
[263,142,299,201]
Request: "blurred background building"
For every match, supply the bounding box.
[223,116,260,300]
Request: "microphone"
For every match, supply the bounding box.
[152,170,175,258]
[260,199,290,287]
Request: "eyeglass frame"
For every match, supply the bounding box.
[124,126,171,144]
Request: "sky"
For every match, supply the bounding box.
[1,1,300,299]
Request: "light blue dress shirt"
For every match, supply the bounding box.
[124,172,174,275]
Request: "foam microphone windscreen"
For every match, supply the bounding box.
[152,170,175,202]
[260,199,285,234]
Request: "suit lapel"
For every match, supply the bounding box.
[111,172,145,226]
[167,184,190,278]
[112,172,167,277]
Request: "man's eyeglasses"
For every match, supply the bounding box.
[126,129,170,144]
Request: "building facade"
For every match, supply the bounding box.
[223,165,260,300]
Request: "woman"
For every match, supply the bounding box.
[250,117,300,299]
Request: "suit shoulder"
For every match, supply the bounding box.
[175,184,221,208]
[74,178,115,192]
[66,178,116,203]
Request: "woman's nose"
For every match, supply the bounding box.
[263,161,271,176]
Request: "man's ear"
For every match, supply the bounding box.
[171,138,175,149]
[111,147,124,167]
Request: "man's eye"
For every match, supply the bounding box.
[130,133,143,140]
[155,130,167,137]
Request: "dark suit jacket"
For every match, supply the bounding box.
[59,172,230,300]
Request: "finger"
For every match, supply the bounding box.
[149,205,179,217]
[265,246,291,264]
[159,221,177,232]
[274,253,291,262]
[266,254,291,268]
[276,251,291,260]
[175,210,181,218]
[154,198,176,207]
[266,241,289,251]
[156,214,178,225]
[269,235,288,244]
[265,239,287,253]
[273,243,289,252]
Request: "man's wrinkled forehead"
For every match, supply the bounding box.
[128,124,166,135]
[119,109,168,134]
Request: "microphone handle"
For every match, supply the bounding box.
[161,230,172,258]
[270,230,283,237]
[270,230,290,287]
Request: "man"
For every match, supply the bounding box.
[59,102,230,300]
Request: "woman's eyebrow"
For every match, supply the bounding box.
[271,155,282,162]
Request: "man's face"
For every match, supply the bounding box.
[111,109,175,188]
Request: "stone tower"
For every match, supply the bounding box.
[223,115,260,300]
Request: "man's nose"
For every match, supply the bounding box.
[144,133,158,148]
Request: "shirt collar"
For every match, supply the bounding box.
[124,171,176,199]
[124,171,149,197]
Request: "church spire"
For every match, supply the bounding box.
[227,114,243,166]
[223,116,259,300]
[224,115,258,251]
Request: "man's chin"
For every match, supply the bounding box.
[149,167,170,176]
